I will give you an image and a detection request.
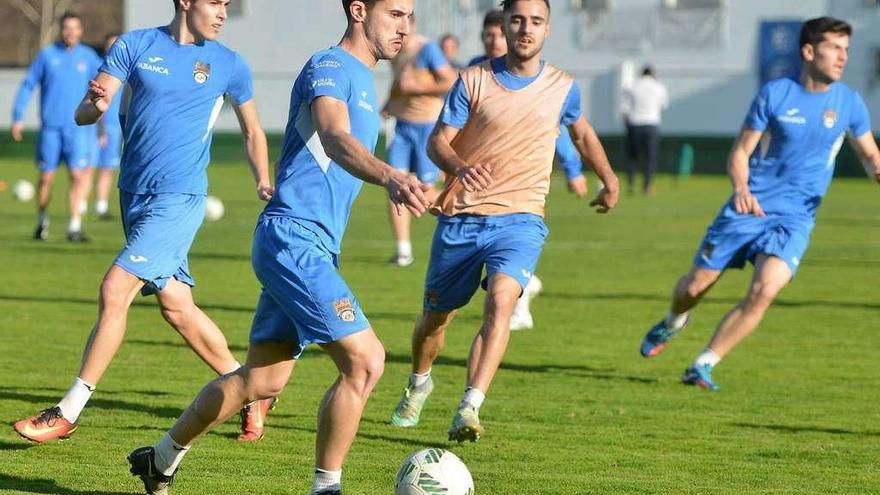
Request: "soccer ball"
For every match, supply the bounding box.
[204,195,224,221]
[394,448,474,495]
[12,180,35,202]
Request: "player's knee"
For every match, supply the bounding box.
[345,348,385,396]
[99,278,131,312]
[746,282,781,310]
[418,311,453,335]
[684,273,715,299]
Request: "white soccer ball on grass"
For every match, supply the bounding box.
[204,195,225,222]
[12,180,35,202]
[394,448,475,495]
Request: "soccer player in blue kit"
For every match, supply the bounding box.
[639,17,880,391]
[127,1,429,494]
[13,0,276,444]
[11,12,102,242]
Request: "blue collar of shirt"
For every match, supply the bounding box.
[490,56,545,90]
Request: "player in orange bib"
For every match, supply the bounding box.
[390,0,621,442]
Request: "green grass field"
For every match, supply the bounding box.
[0,156,878,494]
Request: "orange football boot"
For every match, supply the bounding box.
[14,407,77,443]
[237,397,276,442]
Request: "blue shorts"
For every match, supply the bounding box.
[694,209,814,276]
[387,119,441,184]
[97,129,122,169]
[114,192,205,295]
[37,126,90,172]
[249,216,371,358]
[423,213,548,312]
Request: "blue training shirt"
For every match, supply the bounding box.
[739,77,871,217]
[415,41,449,71]
[12,42,102,128]
[462,55,584,180]
[262,46,380,254]
[100,27,253,195]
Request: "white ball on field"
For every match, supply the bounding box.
[204,195,225,222]
[12,180,35,202]
[394,448,474,495]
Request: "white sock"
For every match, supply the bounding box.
[409,369,431,389]
[68,217,82,233]
[311,468,342,494]
[38,212,49,227]
[693,348,721,368]
[223,361,242,375]
[665,311,689,331]
[79,199,88,215]
[95,199,108,215]
[154,433,190,476]
[56,377,95,423]
[397,240,412,258]
[459,387,485,410]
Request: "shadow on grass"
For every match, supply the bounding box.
[0,390,183,420]
[0,440,33,451]
[228,422,448,449]
[542,291,880,311]
[733,422,880,437]
[384,352,658,384]
[0,473,131,495]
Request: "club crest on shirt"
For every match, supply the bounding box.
[77,61,87,73]
[333,298,356,322]
[193,61,211,84]
[823,109,837,129]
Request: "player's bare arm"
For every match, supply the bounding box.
[567,115,619,213]
[728,126,766,216]
[398,64,457,97]
[75,72,123,125]
[232,100,273,201]
[312,95,430,216]
[847,132,880,184]
[428,123,492,192]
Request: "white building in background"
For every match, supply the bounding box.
[3,0,880,134]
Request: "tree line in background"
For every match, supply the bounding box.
[0,0,123,67]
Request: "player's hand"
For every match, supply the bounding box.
[11,122,24,142]
[88,80,111,113]
[589,181,619,214]
[387,171,432,217]
[256,183,274,202]
[733,190,765,217]
[567,175,588,198]
[457,163,492,193]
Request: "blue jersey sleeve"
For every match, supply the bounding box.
[848,91,871,137]
[101,32,136,82]
[304,56,351,104]
[467,55,487,67]
[415,42,449,71]
[744,84,772,131]
[439,76,470,129]
[12,49,45,122]
[227,53,254,105]
[556,130,583,180]
[560,82,582,126]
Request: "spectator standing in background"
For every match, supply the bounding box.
[622,65,668,195]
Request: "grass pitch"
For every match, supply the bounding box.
[0,155,878,494]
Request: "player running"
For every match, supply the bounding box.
[384,23,456,266]
[638,17,880,391]
[11,13,102,242]
[13,0,275,444]
[126,1,429,494]
[390,0,620,442]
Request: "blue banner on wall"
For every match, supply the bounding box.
[759,20,803,86]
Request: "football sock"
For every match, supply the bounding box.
[154,433,190,476]
[68,217,82,233]
[397,240,412,258]
[311,468,342,494]
[95,199,109,215]
[79,199,88,215]
[56,377,95,423]
[665,311,689,331]
[223,361,243,375]
[38,212,49,227]
[460,387,485,410]
[409,369,431,389]
[693,348,721,368]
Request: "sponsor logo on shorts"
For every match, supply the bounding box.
[129,255,149,264]
[425,289,439,307]
[193,61,211,84]
[700,243,715,263]
[521,269,532,279]
[823,109,837,129]
[333,298,356,322]
[792,256,800,266]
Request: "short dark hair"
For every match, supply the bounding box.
[172,0,180,11]
[440,33,458,45]
[799,16,851,50]
[500,0,550,13]
[483,9,504,30]
[641,65,654,77]
[60,12,81,26]
[342,0,378,21]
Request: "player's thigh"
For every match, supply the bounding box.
[483,214,548,293]
[423,219,485,312]
[483,273,524,319]
[320,328,385,377]
[746,254,793,305]
[252,217,371,356]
